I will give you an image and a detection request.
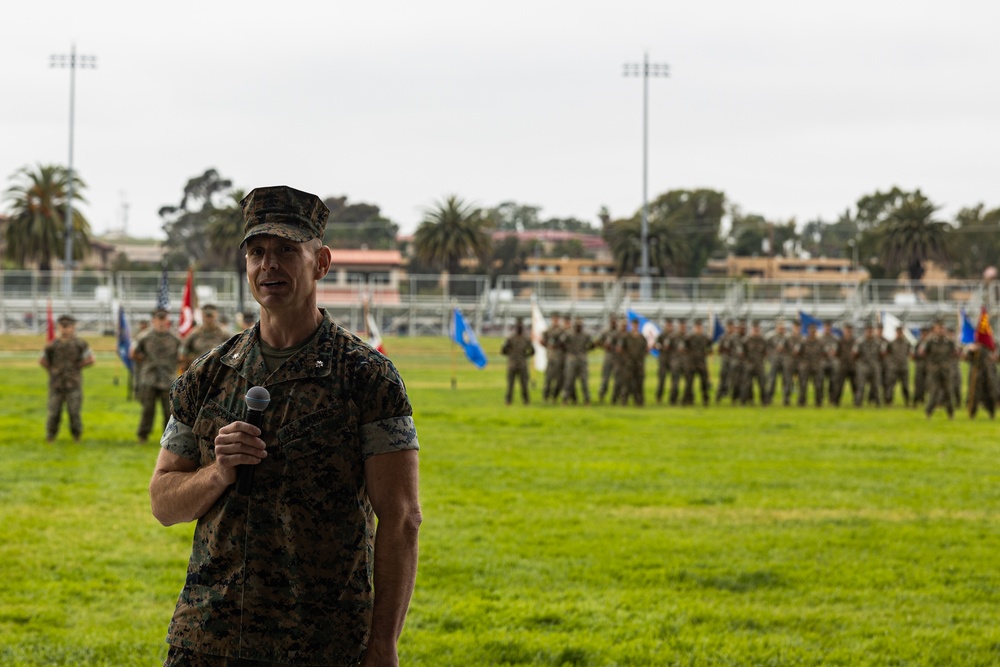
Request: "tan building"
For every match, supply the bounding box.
[703,255,869,282]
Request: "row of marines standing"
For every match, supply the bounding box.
[500,314,997,418]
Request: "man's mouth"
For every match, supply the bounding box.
[260,280,286,288]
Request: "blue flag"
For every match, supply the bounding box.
[626,309,660,356]
[156,266,170,311]
[451,308,488,368]
[709,311,725,343]
[117,305,133,372]
[798,310,823,337]
[960,308,976,345]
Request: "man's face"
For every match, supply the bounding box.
[153,315,170,332]
[58,322,75,339]
[246,235,326,312]
[203,311,218,328]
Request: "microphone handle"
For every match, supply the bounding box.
[235,408,264,495]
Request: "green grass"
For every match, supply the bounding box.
[1,335,999,666]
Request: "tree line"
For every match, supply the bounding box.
[3,165,999,281]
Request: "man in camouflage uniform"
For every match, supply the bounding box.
[132,309,182,443]
[714,320,737,404]
[179,304,231,371]
[542,313,566,402]
[683,320,712,406]
[654,319,675,404]
[562,318,595,404]
[830,323,857,406]
[795,324,826,407]
[921,320,958,419]
[615,318,647,405]
[883,326,912,406]
[821,321,839,402]
[853,324,884,408]
[740,321,768,405]
[611,318,631,404]
[766,320,795,406]
[150,185,421,667]
[131,317,151,400]
[666,320,688,406]
[40,314,96,443]
[964,341,997,419]
[911,326,931,406]
[595,314,618,403]
[947,325,963,407]
[501,318,534,405]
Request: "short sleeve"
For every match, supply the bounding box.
[356,356,418,460]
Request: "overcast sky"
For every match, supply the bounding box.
[2,1,998,240]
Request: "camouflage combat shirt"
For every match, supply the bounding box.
[501,333,534,370]
[161,310,418,665]
[136,330,182,390]
[182,325,233,363]
[42,337,93,391]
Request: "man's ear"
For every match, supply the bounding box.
[315,245,333,280]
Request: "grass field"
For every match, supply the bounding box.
[1,333,999,666]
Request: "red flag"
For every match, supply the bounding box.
[976,306,995,351]
[178,268,195,337]
[46,299,55,342]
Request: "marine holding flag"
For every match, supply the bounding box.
[965,306,997,418]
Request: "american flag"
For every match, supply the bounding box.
[156,265,170,311]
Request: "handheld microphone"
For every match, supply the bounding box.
[236,386,270,495]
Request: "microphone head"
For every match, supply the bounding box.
[245,386,271,412]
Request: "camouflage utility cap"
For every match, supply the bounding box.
[240,185,329,247]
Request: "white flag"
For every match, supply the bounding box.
[531,298,548,372]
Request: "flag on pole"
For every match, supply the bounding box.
[959,308,976,345]
[531,298,548,371]
[709,310,725,343]
[156,265,170,311]
[116,304,133,372]
[46,298,56,342]
[625,309,661,355]
[178,268,195,337]
[975,306,995,351]
[366,312,385,354]
[880,311,917,345]
[798,310,823,336]
[451,308,488,368]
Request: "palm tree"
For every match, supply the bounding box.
[878,191,951,281]
[413,195,491,274]
[603,217,683,278]
[3,164,91,271]
[206,188,248,311]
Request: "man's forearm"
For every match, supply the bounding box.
[149,462,230,526]
[366,512,421,659]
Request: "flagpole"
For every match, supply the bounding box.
[450,307,457,390]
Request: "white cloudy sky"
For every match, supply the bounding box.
[2,1,998,239]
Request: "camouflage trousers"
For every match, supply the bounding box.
[563,357,590,404]
[164,645,297,666]
[598,354,615,400]
[683,362,710,406]
[766,357,794,406]
[912,362,927,404]
[854,363,882,407]
[543,357,565,401]
[741,362,767,405]
[506,366,530,404]
[968,362,998,418]
[714,357,732,402]
[138,385,171,440]
[47,387,83,440]
[924,364,954,417]
[798,365,824,406]
[884,364,910,406]
[830,364,857,406]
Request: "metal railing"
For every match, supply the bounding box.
[1,268,995,336]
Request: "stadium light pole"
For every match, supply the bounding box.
[50,44,97,297]
[623,52,668,301]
